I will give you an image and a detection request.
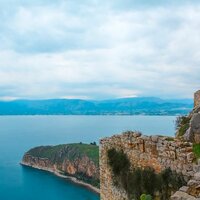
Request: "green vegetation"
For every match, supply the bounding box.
[90,141,97,145]
[176,115,191,137]
[27,143,99,188]
[165,136,175,141]
[140,194,152,200]
[107,148,186,200]
[193,143,200,159]
[107,148,130,176]
[28,143,99,166]
[69,143,99,165]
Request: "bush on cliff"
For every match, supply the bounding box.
[107,148,186,200]
[157,168,186,200]
[176,115,191,137]
[107,148,130,175]
[107,148,130,192]
[107,148,157,199]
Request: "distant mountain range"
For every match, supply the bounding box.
[0,97,193,115]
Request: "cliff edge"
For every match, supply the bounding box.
[177,90,200,144]
[21,143,100,192]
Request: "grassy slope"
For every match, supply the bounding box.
[27,143,99,166]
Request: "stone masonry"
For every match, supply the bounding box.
[100,132,200,200]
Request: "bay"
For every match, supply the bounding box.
[0,115,176,200]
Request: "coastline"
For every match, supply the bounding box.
[20,161,100,194]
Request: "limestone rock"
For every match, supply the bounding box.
[191,113,200,143]
[151,135,159,142]
[184,127,193,142]
[194,90,200,108]
[21,143,99,188]
[170,191,196,200]
[179,186,189,193]
[194,173,200,181]
[187,152,195,162]
[183,111,200,143]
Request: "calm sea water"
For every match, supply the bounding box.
[0,115,176,200]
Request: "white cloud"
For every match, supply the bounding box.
[0,1,200,99]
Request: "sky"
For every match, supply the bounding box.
[0,0,200,100]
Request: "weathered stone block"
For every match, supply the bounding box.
[170,191,197,200]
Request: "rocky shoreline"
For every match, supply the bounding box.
[20,161,100,194]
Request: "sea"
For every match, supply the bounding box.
[0,115,177,200]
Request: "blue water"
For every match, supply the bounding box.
[0,115,176,200]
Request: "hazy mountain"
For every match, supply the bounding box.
[0,97,193,115]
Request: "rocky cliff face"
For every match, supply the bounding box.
[171,172,200,200]
[21,144,99,188]
[194,90,200,108]
[179,90,200,143]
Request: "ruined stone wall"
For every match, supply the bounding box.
[194,90,200,108]
[100,132,200,200]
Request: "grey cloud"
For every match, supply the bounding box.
[0,1,200,99]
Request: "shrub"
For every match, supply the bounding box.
[146,194,152,200]
[90,142,97,145]
[107,148,130,193]
[166,137,175,141]
[176,116,190,137]
[140,194,152,200]
[140,194,146,200]
[141,167,157,196]
[157,168,186,200]
[107,148,130,176]
[193,143,200,159]
[129,169,142,200]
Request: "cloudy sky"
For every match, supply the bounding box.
[0,0,200,100]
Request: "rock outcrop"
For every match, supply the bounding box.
[171,171,200,199]
[194,90,200,108]
[176,90,200,144]
[190,113,200,143]
[21,143,100,188]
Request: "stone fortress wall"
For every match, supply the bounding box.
[100,132,200,200]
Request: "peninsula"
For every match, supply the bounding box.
[21,143,100,193]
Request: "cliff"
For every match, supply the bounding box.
[100,132,200,200]
[177,90,200,144]
[21,143,100,190]
[194,90,200,108]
